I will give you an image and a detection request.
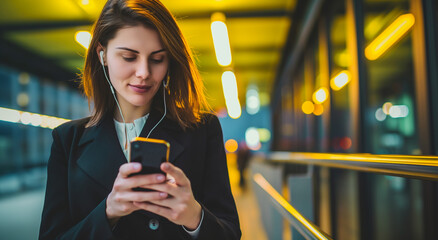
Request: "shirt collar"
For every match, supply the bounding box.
[114,113,150,135]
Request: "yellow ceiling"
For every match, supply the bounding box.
[0,0,295,110]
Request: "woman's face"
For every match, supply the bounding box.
[103,25,169,110]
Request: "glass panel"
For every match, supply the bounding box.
[363,0,419,155]
[277,77,294,151]
[312,32,324,152]
[361,1,424,240]
[303,44,316,151]
[293,62,305,151]
[328,0,353,153]
[0,65,89,196]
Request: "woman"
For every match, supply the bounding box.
[39,0,241,239]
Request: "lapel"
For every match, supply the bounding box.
[76,110,185,191]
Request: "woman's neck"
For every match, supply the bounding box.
[114,99,151,123]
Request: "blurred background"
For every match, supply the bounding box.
[0,0,438,239]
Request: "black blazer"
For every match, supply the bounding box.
[39,110,241,240]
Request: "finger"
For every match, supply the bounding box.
[133,201,173,220]
[144,182,179,196]
[118,191,168,203]
[148,197,176,209]
[119,163,142,178]
[122,174,166,190]
[160,163,189,186]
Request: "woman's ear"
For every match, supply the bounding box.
[96,45,106,65]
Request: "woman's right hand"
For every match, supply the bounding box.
[106,162,168,223]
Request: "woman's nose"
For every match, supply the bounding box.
[135,59,150,79]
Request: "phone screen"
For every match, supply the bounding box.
[129,137,170,176]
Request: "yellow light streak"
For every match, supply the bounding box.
[365,13,415,60]
[312,87,329,104]
[0,107,69,129]
[253,173,330,240]
[75,31,92,50]
[330,70,351,91]
[211,12,232,67]
[270,152,438,167]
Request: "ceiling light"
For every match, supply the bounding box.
[365,13,415,60]
[330,70,351,91]
[221,71,241,119]
[75,31,92,49]
[211,12,232,67]
[312,87,329,104]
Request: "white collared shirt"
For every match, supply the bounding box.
[114,114,149,161]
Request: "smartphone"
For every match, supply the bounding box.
[129,137,170,178]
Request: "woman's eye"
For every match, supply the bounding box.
[122,57,136,62]
[151,58,164,64]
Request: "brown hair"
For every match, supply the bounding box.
[81,0,210,129]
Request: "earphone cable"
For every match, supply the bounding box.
[146,85,167,139]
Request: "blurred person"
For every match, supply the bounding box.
[39,0,241,239]
[236,142,251,189]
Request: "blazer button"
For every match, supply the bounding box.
[149,218,159,230]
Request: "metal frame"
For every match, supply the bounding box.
[272,0,325,109]
[411,0,433,155]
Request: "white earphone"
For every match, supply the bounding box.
[99,50,104,65]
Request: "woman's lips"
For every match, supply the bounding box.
[129,84,151,93]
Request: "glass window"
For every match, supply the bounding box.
[363,0,419,155]
[312,29,329,152]
[276,78,294,151]
[293,62,305,151]
[328,0,353,153]
[0,65,89,196]
[0,67,11,106]
[361,1,424,240]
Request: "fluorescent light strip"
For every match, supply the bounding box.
[0,107,70,129]
[75,31,92,50]
[365,13,415,61]
[211,13,232,67]
[330,70,351,91]
[221,71,241,119]
[312,87,329,104]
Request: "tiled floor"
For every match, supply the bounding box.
[227,153,268,240]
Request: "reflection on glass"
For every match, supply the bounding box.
[329,1,352,153]
[362,1,423,240]
[277,73,294,150]
[363,0,419,155]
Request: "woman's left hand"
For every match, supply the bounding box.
[133,162,202,230]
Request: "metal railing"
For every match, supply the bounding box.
[253,173,333,240]
[253,152,438,239]
[269,152,438,180]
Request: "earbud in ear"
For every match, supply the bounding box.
[99,51,104,65]
[163,73,170,88]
